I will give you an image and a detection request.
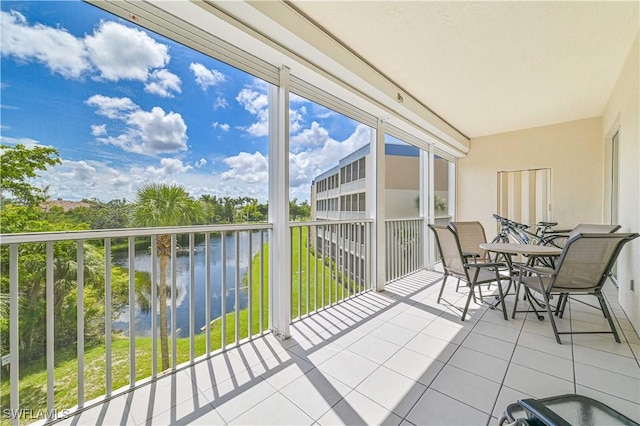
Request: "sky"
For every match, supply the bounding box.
[0,1,374,203]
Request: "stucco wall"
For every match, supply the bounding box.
[458,117,603,236]
[385,156,419,190]
[602,31,640,333]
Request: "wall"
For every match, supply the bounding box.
[385,156,420,190]
[458,117,603,236]
[602,31,640,333]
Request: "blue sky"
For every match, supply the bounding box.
[0,1,373,203]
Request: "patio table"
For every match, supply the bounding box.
[478,243,562,315]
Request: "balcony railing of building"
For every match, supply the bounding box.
[1,215,457,423]
[385,218,424,283]
[290,220,373,323]
[0,224,273,425]
[0,219,384,424]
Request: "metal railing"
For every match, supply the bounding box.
[0,224,270,424]
[290,220,373,322]
[385,218,425,282]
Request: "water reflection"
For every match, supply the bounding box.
[113,231,264,337]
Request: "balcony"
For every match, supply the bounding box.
[1,219,639,425]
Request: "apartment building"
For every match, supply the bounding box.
[311,142,452,221]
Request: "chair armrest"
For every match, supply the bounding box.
[515,264,554,277]
[465,261,506,269]
[517,398,572,426]
[463,252,481,262]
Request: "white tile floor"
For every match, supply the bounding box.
[56,270,640,425]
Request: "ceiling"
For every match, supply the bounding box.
[283,1,639,138]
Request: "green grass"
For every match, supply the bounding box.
[0,227,359,424]
[290,226,364,319]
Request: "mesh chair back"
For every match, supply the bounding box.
[552,233,638,291]
[568,224,621,239]
[429,225,466,276]
[450,221,489,260]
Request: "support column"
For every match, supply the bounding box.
[419,149,430,269]
[371,119,386,291]
[268,66,291,340]
[448,160,456,220]
[427,149,436,268]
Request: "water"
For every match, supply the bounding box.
[112,231,265,337]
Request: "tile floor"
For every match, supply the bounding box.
[56,270,640,425]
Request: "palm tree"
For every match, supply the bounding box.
[129,183,205,371]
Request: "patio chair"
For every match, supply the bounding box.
[450,221,492,291]
[511,232,639,344]
[450,221,491,263]
[544,223,621,248]
[428,224,510,321]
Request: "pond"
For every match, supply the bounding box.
[112,231,265,338]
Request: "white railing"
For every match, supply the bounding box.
[434,215,452,226]
[290,220,373,322]
[0,223,270,424]
[385,218,425,282]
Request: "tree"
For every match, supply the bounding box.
[0,144,61,206]
[129,184,205,371]
[0,205,106,361]
[289,198,310,221]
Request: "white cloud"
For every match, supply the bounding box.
[145,158,192,178]
[0,135,42,148]
[195,158,207,168]
[290,121,328,152]
[189,62,226,90]
[236,88,268,115]
[213,96,228,110]
[91,124,107,136]
[85,20,168,82]
[1,11,180,96]
[289,107,306,134]
[236,88,270,137]
[86,95,188,155]
[212,122,230,131]
[85,94,138,119]
[38,159,118,200]
[221,151,268,183]
[145,69,182,98]
[1,10,90,78]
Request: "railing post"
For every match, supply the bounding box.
[9,244,19,426]
[268,66,291,339]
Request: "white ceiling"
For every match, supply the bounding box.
[284,1,639,138]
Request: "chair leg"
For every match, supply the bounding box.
[437,275,448,303]
[455,278,460,292]
[597,292,621,343]
[461,282,474,321]
[541,291,562,344]
[558,293,569,318]
[554,294,564,316]
[511,277,521,319]
[494,270,508,321]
